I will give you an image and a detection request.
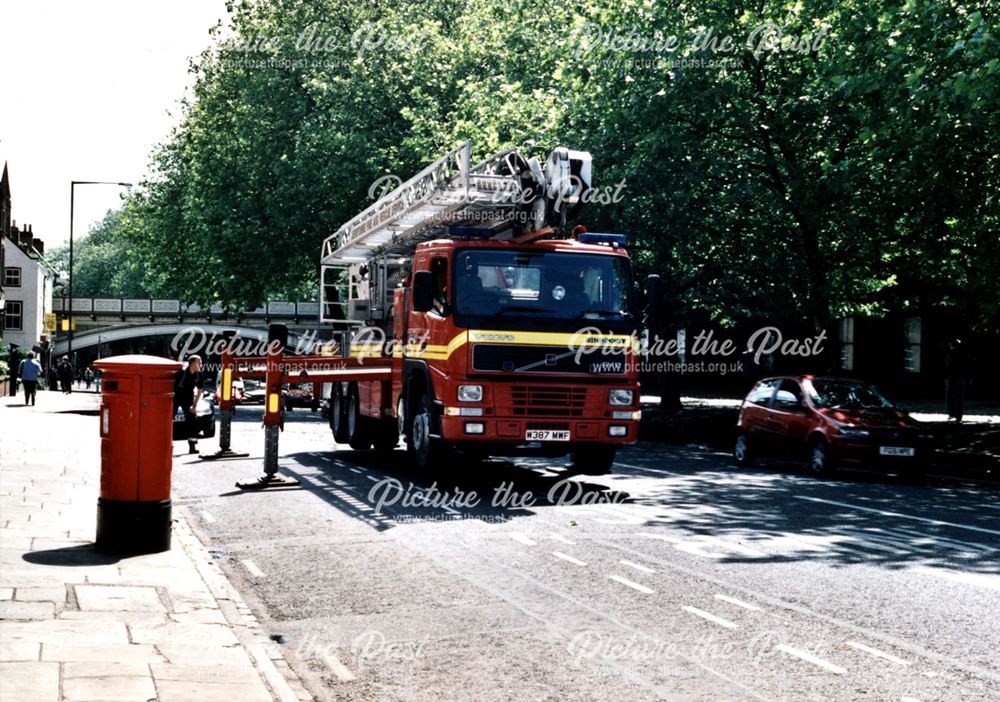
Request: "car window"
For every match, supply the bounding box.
[746,379,779,406]
[773,380,804,412]
[806,379,895,410]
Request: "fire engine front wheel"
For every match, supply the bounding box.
[570,446,617,475]
[409,392,448,470]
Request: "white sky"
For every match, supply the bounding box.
[0,0,228,249]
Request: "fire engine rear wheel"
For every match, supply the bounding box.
[409,391,447,470]
[347,384,372,450]
[330,383,350,444]
[570,446,617,475]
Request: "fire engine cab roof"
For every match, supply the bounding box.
[414,237,630,257]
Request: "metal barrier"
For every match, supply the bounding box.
[200,324,392,489]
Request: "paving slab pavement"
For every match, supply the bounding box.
[0,392,313,702]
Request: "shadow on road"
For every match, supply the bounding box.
[620,443,1000,574]
[277,448,630,532]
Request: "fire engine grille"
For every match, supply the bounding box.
[526,421,571,431]
[472,344,626,375]
[509,386,587,417]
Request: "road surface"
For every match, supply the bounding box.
[172,406,1000,701]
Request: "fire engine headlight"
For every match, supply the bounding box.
[458,385,483,402]
[612,410,641,420]
[445,407,483,417]
[608,425,628,437]
[464,422,485,434]
[608,389,633,406]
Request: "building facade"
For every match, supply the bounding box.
[2,224,55,352]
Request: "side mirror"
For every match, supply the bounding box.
[412,270,435,313]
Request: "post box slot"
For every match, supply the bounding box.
[104,380,119,392]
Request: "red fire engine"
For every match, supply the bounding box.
[319,142,659,474]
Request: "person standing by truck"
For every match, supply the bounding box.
[174,355,205,454]
[17,352,42,406]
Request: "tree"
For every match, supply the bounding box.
[47,210,150,299]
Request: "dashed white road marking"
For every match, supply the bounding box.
[714,594,760,611]
[323,654,356,682]
[349,468,363,474]
[609,574,654,594]
[845,641,909,665]
[615,461,679,476]
[794,496,1000,537]
[242,559,265,578]
[365,475,379,483]
[201,510,216,523]
[552,551,587,566]
[776,644,847,675]
[620,559,656,574]
[510,533,536,546]
[682,605,738,629]
[550,533,576,545]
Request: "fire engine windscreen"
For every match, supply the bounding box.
[453,249,635,332]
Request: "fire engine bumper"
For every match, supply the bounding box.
[440,415,639,446]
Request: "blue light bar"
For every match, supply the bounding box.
[448,226,496,239]
[577,232,628,246]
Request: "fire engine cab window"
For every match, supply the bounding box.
[430,257,448,314]
[452,249,634,332]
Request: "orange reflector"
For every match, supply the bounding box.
[268,393,279,414]
[222,368,232,401]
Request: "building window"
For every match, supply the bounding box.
[3,267,21,287]
[839,317,855,371]
[903,316,922,374]
[4,300,22,330]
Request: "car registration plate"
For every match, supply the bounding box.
[525,430,570,441]
[879,446,915,456]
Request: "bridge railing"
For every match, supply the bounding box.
[52,298,321,319]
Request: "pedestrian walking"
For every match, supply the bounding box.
[945,338,971,422]
[58,358,73,394]
[17,352,42,406]
[174,355,205,454]
[84,367,94,390]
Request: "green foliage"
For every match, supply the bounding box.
[113,0,999,330]
[47,210,151,299]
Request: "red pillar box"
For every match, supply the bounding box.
[93,355,182,553]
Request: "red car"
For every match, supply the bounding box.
[734,376,933,478]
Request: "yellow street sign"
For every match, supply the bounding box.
[44,313,57,332]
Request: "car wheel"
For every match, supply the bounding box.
[809,440,835,477]
[408,391,447,470]
[330,384,350,444]
[734,432,753,466]
[570,446,617,475]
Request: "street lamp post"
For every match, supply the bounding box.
[67,181,132,368]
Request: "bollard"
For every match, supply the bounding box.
[200,331,249,460]
[236,324,299,489]
[93,354,182,553]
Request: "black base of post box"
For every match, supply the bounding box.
[95,498,172,554]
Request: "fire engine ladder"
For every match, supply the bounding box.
[320,142,537,323]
